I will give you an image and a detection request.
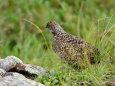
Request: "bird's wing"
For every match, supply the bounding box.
[59,34,85,60]
[61,34,100,63]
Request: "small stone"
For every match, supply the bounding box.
[0,56,23,71]
[16,63,47,79]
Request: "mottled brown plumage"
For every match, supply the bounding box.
[46,21,99,68]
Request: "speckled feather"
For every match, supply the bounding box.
[46,21,99,68]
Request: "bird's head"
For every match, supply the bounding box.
[45,21,65,35]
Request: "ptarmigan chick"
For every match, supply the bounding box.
[46,21,100,69]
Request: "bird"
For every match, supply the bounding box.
[46,21,100,69]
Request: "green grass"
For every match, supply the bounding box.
[0,0,115,86]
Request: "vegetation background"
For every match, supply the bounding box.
[0,0,115,85]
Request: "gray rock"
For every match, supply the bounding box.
[0,56,23,71]
[0,56,46,86]
[0,74,44,86]
[0,68,6,77]
[17,64,46,76]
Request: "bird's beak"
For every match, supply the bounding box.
[45,24,48,28]
[45,26,47,29]
[45,24,50,29]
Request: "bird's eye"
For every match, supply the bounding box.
[46,24,50,28]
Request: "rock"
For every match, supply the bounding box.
[0,74,44,86]
[16,64,46,77]
[0,56,46,86]
[0,56,47,79]
[0,56,23,71]
[0,68,6,77]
